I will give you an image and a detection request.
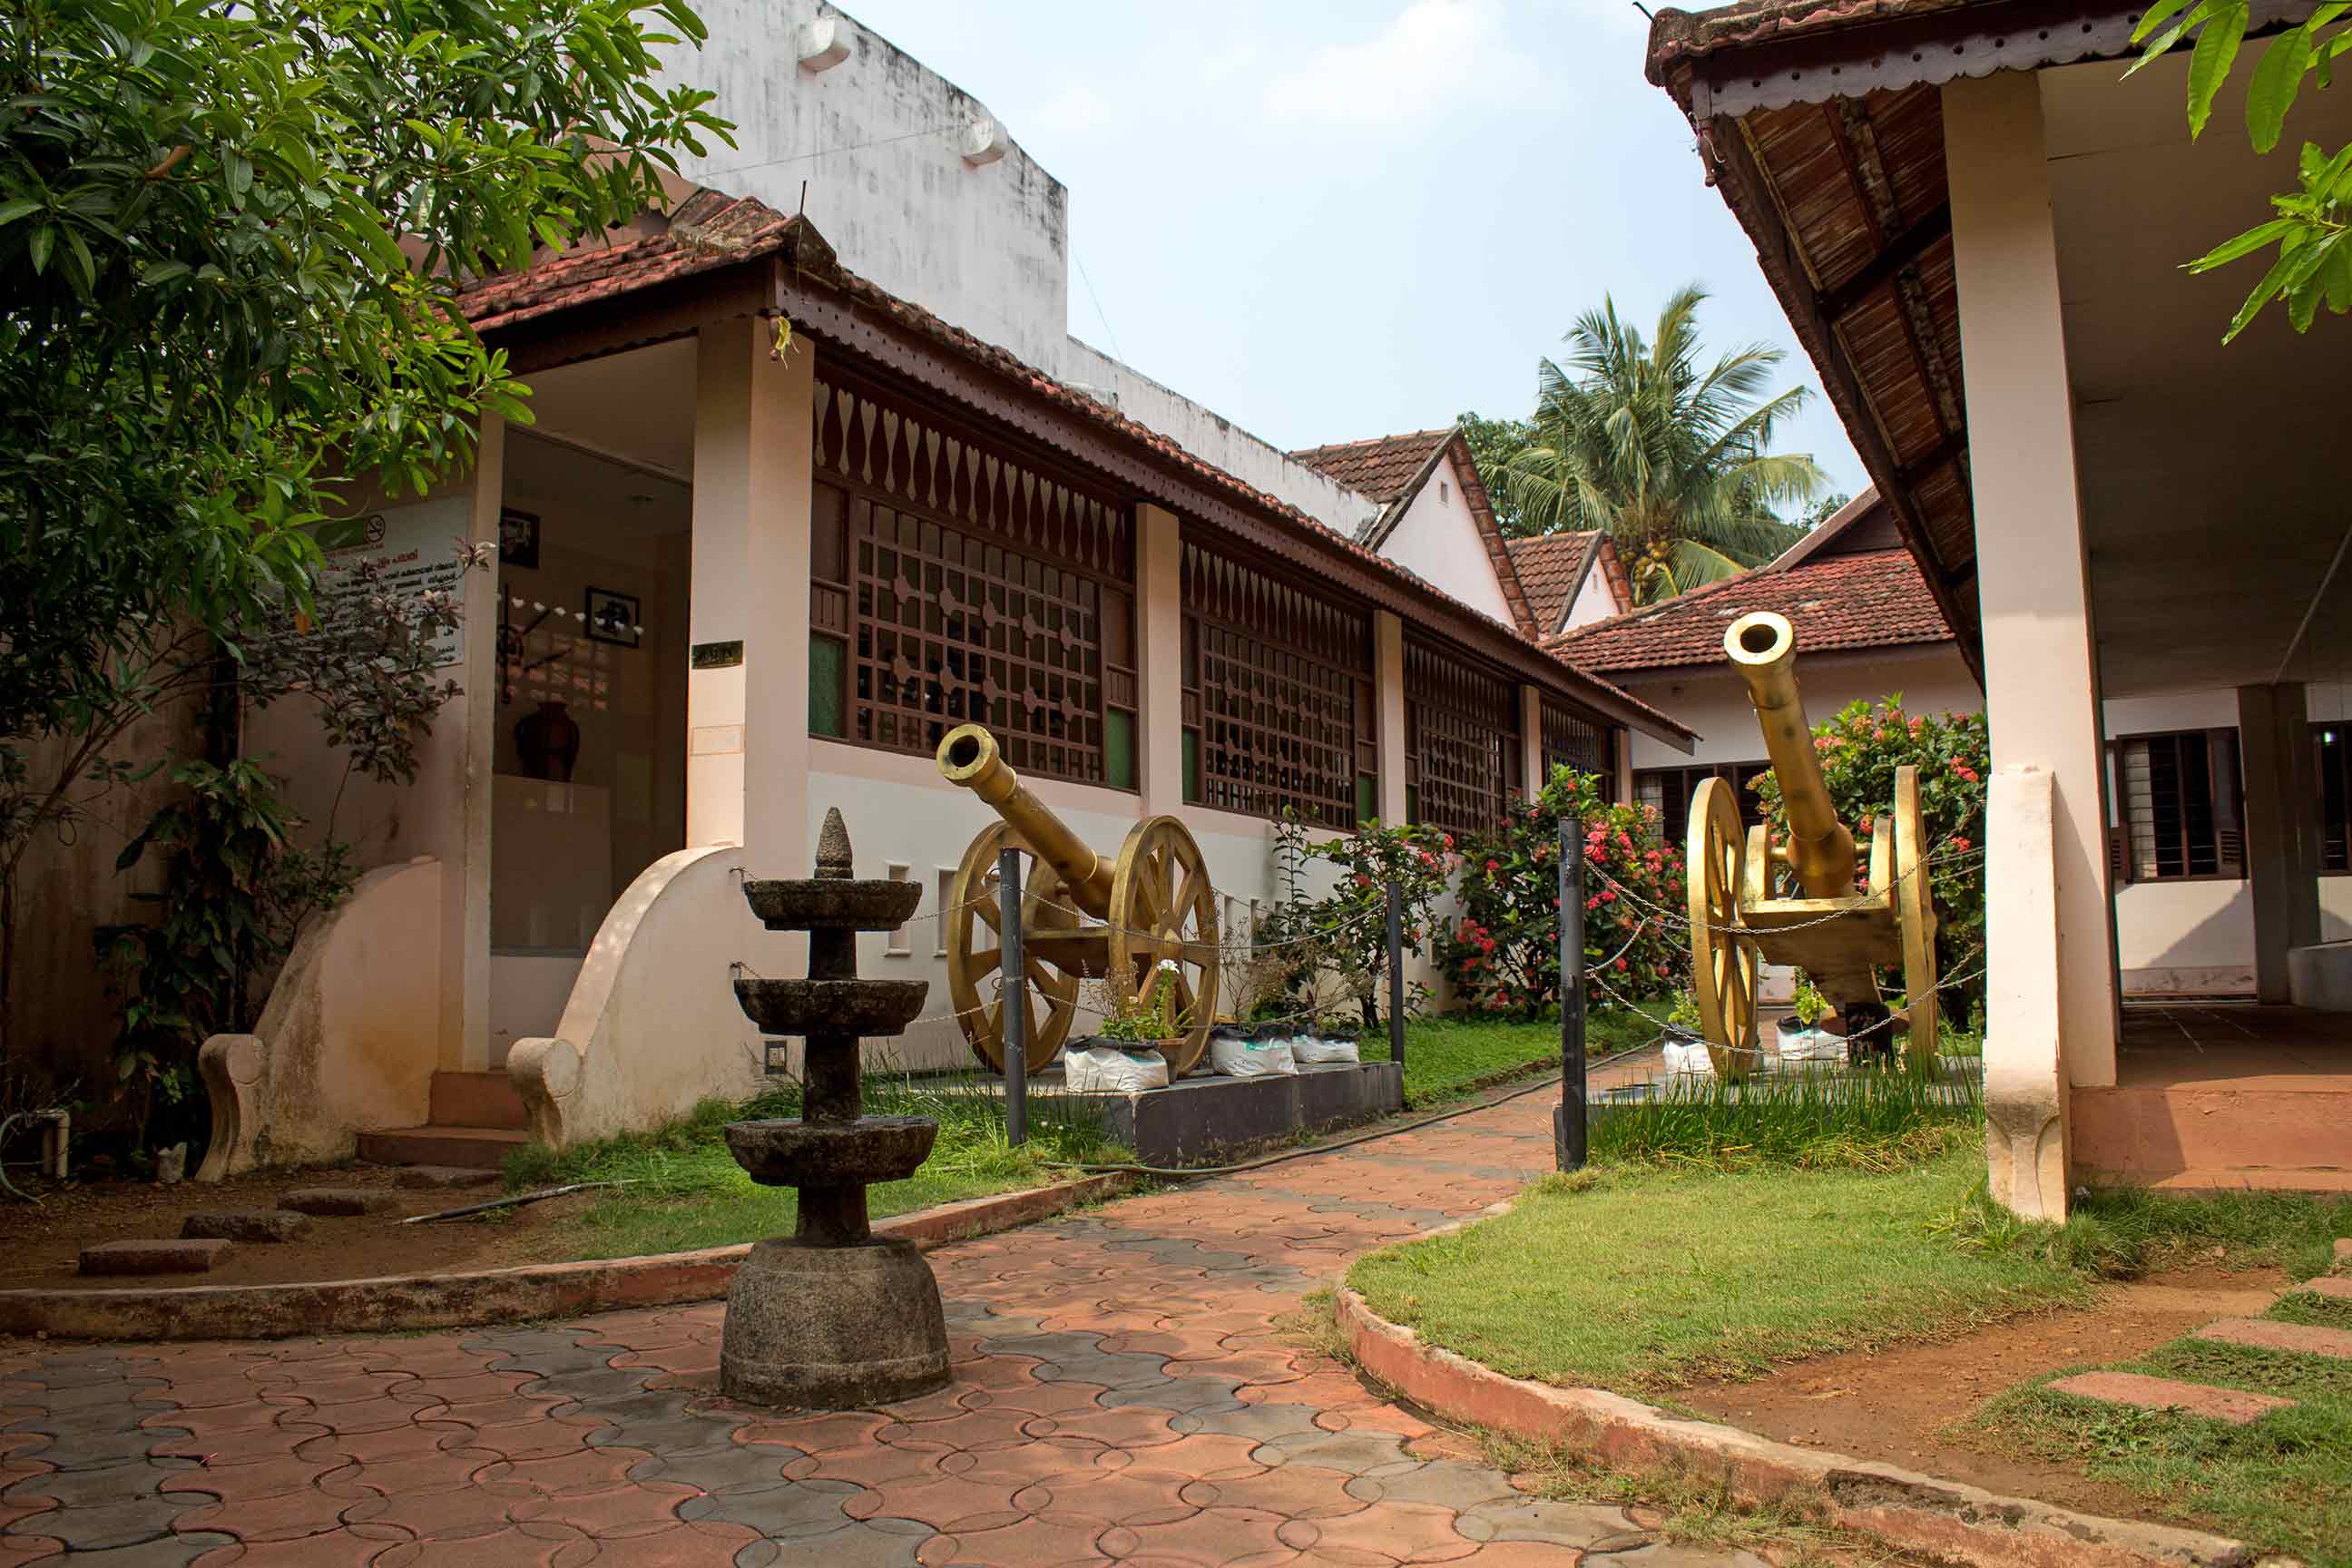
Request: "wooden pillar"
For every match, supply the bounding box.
[446,413,504,1072]
[1376,612,1408,826]
[1137,504,1185,814]
[1518,685,1544,799]
[2239,681,2322,1002]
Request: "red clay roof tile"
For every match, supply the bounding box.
[1546,548,1952,672]
[1289,430,1455,502]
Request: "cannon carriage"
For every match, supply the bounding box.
[1685,611,1938,1076]
[935,724,1222,1076]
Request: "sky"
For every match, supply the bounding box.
[836,0,1870,505]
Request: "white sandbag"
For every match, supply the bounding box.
[1661,1039,1717,1077]
[1063,1045,1171,1093]
[1210,1032,1297,1077]
[1776,1023,1846,1062]
[1293,1035,1360,1064]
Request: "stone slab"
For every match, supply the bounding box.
[2335,1235,2351,1271]
[2045,1371,2294,1426]
[2296,1273,2352,1302]
[78,1240,230,1277]
[2193,1315,2352,1360]
[1024,1060,1405,1169]
[393,1165,501,1191]
[276,1187,399,1217]
[181,1210,309,1243]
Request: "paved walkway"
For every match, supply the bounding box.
[1,1084,1768,1567]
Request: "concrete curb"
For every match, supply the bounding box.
[1333,1284,2272,1568]
[0,1173,1131,1343]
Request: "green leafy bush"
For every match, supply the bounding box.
[1435,767,1686,1018]
[1264,815,1448,1029]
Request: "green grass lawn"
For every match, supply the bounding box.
[1968,1273,2352,1564]
[1348,1142,2089,1393]
[1357,1004,1666,1103]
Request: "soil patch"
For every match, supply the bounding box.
[0,1165,588,1289]
[1677,1262,2289,1522]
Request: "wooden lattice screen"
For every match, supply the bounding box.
[1540,696,1610,789]
[1179,540,1375,828]
[808,371,1137,787]
[1404,640,1518,839]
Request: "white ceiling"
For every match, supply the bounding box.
[515,338,699,482]
[2043,54,2352,699]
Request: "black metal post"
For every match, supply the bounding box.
[1555,813,1588,1171]
[1385,879,1407,1078]
[998,847,1027,1148]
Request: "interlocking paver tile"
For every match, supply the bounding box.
[4,1090,1757,1568]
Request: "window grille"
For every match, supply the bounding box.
[2108,729,2244,883]
[1404,641,1519,839]
[2318,723,2352,874]
[808,372,1136,787]
[1178,542,1376,828]
[1634,762,1771,848]
[1540,697,1612,789]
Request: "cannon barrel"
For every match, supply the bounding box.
[936,724,1117,918]
[1724,612,1857,900]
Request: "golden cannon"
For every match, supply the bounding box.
[1686,611,1938,1076]
[935,724,1221,1075]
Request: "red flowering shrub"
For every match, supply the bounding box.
[1435,768,1686,1019]
[1751,695,1988,1019]
[1264,815,1450,1029]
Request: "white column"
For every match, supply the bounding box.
[1612,727,1634,806]
[446,413,505,1072]
[1137,504,1185,814]
[686,325,752,848]
[737,322,816,876]
[2239,681,2322,1001]
[1376,612,1408,825]
[1984,766,2071,1220]
[1946,72,2120,1118]
[1518,685,1544,798]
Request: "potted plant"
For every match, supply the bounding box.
[1093,958,1193,1073]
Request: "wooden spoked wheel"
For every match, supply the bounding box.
[1686,777,1761,1080]
[946,821,1082,1073]
[1107,816,1222,1077]
[1892,766,1940,1073]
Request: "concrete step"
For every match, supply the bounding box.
[356,1124,528,1171]
[2194,1316,2352,1361]
[428,1070,528,1131]
[2073,1080,2352,1190]
[182,1210,311,1242]
[279,1186,401,1217]
[2046,1370,2294,1426]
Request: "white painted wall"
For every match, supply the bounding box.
[1561,556,1621,632]
[655,0,1071,373]
[1060,338,1381,535]
[1376,453,1514,625]
[1614,645,1982,771]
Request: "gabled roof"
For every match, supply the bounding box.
[1508,531,1634,635]
[1289,428,1539,637]
[1289,430,1455,501]
[1546,547,1953,674]
[454,189,1690,745]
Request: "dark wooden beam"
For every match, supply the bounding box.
[1818,203,1952,324]
[1708,114,1983,676]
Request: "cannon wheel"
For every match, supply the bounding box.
[1893,766,1940,1072]
[1686,777,1761,1080]
[1108,816,1222,1077]
[946,822,1082,1073]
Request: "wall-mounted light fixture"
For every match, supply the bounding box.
[797,17,849,72]
[960,114,1007,167]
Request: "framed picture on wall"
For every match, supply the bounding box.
[499,507,540,570]
[585,586,642,648]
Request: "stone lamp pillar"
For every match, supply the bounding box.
[722,808,949,1407]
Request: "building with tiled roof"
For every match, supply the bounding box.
[1289,428,1537,637]
[1507,532,1630,637]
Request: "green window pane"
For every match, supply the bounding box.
[1406,783,1419,826]
[1357,773,1377,825]
[1182,730,1200,803]
[808,634,845,738]
[1106,709,1136,790]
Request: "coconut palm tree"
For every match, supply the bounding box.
[1496,286,1828,603]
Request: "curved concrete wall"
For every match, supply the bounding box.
[196,858,442,1180]
[507,844,774,1149]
